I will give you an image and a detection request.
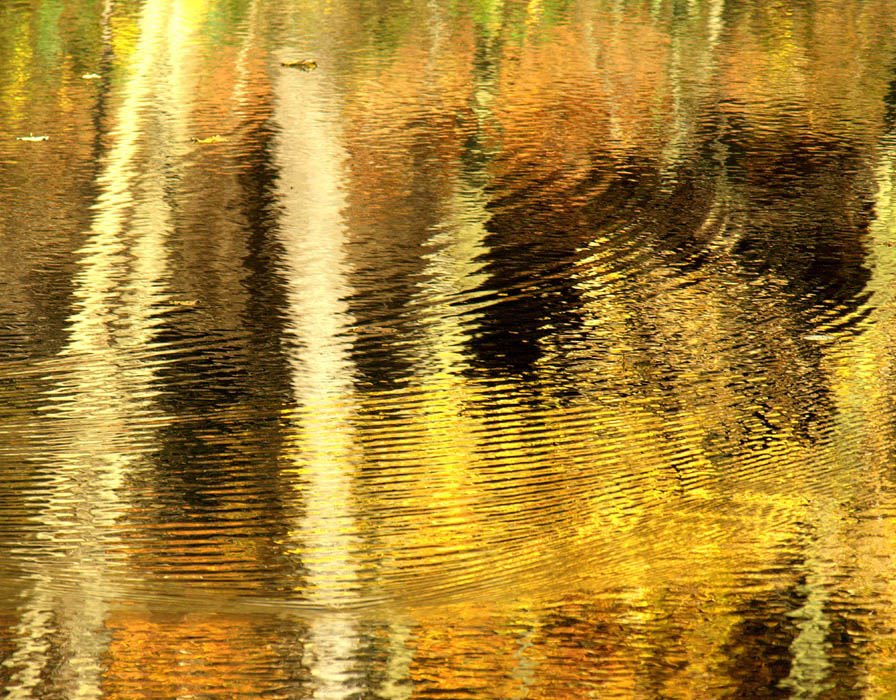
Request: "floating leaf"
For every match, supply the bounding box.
[190,135,226,144]
[81,73,101,80]
[280,59,317,71]
[16,133,48,142]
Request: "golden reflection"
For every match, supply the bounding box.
[0,10,34,126]
[102,610,304,699]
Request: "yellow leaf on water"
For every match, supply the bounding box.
[190,135,226,144]
[280,59,317,71]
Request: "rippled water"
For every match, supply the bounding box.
[3,0,896,697]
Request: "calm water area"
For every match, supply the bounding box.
[3,0,896,697]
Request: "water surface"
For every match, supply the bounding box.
[3,0,896,697]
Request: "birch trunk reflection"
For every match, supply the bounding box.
[272,41,366,698]
[3,0,200,696]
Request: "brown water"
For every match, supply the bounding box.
[3,0,896,697]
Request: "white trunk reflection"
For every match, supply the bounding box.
[3,0,197,696]
[272,49,364,699]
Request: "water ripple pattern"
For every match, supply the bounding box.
[2,0,896,698]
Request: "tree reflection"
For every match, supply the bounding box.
[2,0,896,698]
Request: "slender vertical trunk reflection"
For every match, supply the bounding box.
[409,0,491,412]
[272,48,363,698]
[3,1,199,696]
[377,622,414,700]
[827,128,896,484]
[779,542,834,699]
